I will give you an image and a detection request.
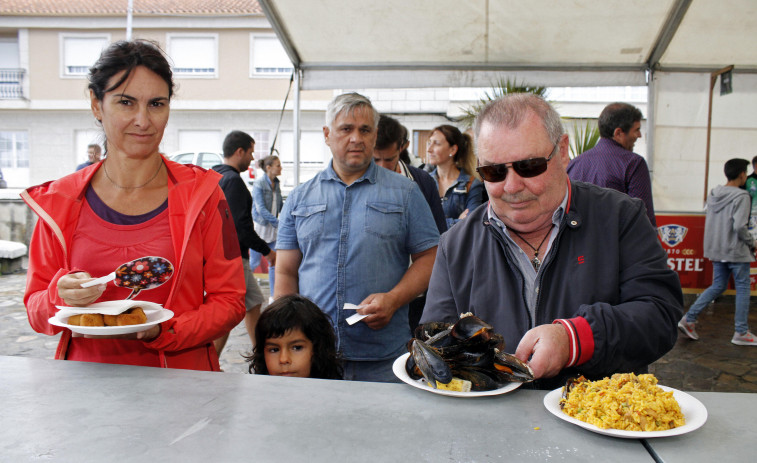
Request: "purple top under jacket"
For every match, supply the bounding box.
[567,138,656,226]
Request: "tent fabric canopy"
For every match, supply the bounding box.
[259,0,757,90]
[258,0,757,213]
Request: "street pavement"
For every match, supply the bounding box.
[2,270,756,391]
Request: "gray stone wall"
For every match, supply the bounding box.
[0,192,36,247]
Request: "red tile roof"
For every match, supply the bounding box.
[0,0,262,16]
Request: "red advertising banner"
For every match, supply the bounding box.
[656,213,757,294]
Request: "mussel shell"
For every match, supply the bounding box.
[444,348,495,369]
[413,322,451,341]
[426,327,456,349]
[405,353,423,380]
[490,333,506,352]
[493,350,534,382]
[433,330,499,359]
[410,339,452,388]
[561,375,587,403]
[450,314,493,342]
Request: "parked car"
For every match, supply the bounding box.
[168,151,257,184]
[168,151,224,170]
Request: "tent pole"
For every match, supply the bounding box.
[646,69,655,181]
[704,65,734,203]
[293,68,301,186]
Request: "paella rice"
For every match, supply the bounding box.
[559,373,685,431]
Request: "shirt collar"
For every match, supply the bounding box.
[324,159,378,185]
[487,183,569,231]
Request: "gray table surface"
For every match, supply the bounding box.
[645,390,757,462]
[2,355,723,462]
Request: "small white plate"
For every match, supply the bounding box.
[543,385,708,438]
[48,308,174,335]
[392,352,523,397]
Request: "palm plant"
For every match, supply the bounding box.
[568,120,600,159]
[458,78,548,130]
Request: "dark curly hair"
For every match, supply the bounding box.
[88,39,174,102]
[246,294,343,379]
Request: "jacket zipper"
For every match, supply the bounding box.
[484,221,533,328]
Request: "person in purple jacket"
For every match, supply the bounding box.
[567,102,656,226]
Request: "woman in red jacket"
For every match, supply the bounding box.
[21,40,245,370]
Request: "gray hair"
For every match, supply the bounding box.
[325,92,379,129]
[473,93,564,150]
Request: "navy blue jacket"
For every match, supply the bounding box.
[213,164,271,259]
[423,180,683,389]
[408,165,448,234]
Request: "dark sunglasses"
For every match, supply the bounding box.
[476,144,558,182]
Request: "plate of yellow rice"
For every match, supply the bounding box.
[543,373,707,438]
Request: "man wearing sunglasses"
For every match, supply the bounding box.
[566,102,656,226]
[422,94,683,390]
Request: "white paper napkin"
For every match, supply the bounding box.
[79,272,116,288]
[55,300,163,317]
[343,303,368,325]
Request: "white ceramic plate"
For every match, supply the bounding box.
[48,308,174,336]
[392,352,523,397]
[543,385,707,438]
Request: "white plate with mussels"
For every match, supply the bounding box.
[392,353,523,398]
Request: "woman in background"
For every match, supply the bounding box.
[426,124,484,229]
[252,155,283,299]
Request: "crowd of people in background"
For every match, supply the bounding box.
[20,38,756,389]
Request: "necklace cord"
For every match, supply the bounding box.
[103,158,164,190]
[509,224,555,271]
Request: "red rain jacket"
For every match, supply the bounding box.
[21,157,245,371]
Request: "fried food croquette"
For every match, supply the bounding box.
[80,313,105,326]
[67,307,148,328]
[129,307,147,324]
[116,307,148,326]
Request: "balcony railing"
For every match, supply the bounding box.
[0,69,25,99]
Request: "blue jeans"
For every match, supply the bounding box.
[686,261,751,333]
[342,358,402,383]
[249,240,275,298]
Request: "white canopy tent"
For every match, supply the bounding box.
[258,0,757,212]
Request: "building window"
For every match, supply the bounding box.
[251,130,271,159]
[250,36,293,76]
[0,38,24,99]
[168,35,218,77]
[61,34,110,76]
[0,131,29,168]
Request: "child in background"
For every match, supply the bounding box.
[247,294,343,379]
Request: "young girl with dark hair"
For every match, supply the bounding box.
[248,294,342,379]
